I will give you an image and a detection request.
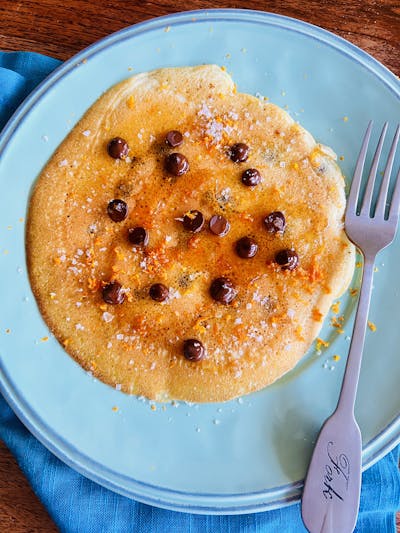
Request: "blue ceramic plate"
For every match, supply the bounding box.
[0,9,399,514]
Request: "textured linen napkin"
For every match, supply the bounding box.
[0,51,399,533]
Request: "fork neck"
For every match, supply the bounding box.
[336,255,375,416]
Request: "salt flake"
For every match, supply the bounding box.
[102,312,114,323]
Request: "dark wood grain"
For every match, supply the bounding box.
[0,1,399,531]
[0,0,399,75]
[0,440,58,532]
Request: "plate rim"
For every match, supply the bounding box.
[1,8,399,515]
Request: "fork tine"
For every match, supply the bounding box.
[388,166,400,221]
[375,124,400,218]
[347,121,373,216]
[360,122,388,215]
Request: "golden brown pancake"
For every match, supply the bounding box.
[27,65,355,402]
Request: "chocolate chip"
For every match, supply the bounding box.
[166,130,183,148]
[107,137,129,159]
[229,142,249,163]
[275,249,299,270]
[209,215,230,236]
[183,339,205,362]
[149,283,169,302]
[165,153,189,176]
[210,277,237,304]
[235,237,258,258]
[264,211,286,234]
[182,210,204,232]
[107,199,128,222]
[128,227,149,246]
[241,168,261,186]
[102,281,125,304]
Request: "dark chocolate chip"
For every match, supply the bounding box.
[183,339,205,362]
[182,210,204,232]
[264,211,286,234]
[165,153,189,176]
[209,215,230,236]
[107,199,128,222]
[241,168,261,186]
[229,142,249,163]
[149,283,169,302]
[166,130,183,148]
[235,237,258,259]
[128,227,149,246]
[210,277,237,304]
[107,137,129,159]
[275,249,299,270]
[102,281,125,305]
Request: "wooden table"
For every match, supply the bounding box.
[0,1,399,531]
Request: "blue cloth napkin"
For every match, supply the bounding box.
[0,51,399,533]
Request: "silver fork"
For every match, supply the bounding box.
[301,121,400,533]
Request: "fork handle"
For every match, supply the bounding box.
[336,256,375,414]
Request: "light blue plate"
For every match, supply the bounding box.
[0,9,399,514]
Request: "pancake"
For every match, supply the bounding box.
[26,65,355,402]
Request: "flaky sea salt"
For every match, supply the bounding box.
[198,103,212,118]
[252,290,263,302]
[102,312,114,323]
[169,288,181,300]
[206,119,223,142]
[218,187,231,202]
